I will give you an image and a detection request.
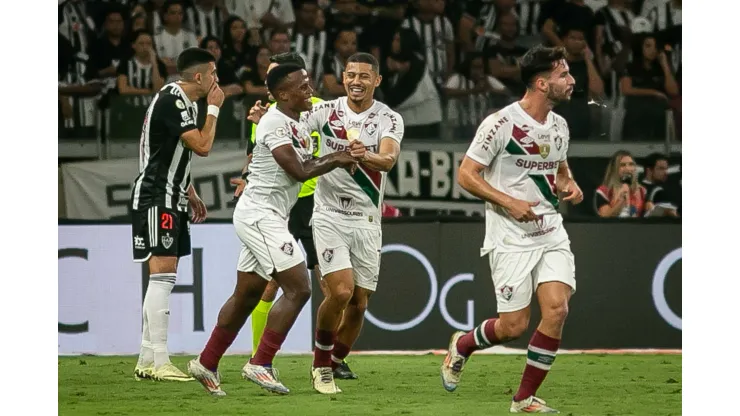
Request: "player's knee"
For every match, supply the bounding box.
[500,315,529,340]
[284,281,312,305]
[329,285,353,307]
[542,301,569,324]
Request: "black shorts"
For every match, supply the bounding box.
[288,194,318,269]
[131,206,191,262]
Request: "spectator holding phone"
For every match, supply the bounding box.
[595,150,647,218]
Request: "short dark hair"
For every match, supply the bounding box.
[269,52,307,69]
[270,28,290,40]
[176,47,216,73]
[266,64,304,97]
[347,52,379,73]
[296,0,318,9]
[644,152,669,170]
[164,0,184,13]
[130,29,152,44]
[519,45,568,89]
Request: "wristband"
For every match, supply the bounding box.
[207,105,220,118]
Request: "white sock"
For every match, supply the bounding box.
[137,309,153,367]
[145,273,176,368]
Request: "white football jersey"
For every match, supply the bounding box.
[237,105,314,220]
[301,97,404,228]
[465,102,571,253]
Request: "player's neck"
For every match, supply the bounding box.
[175,82,201,102]
[519,92,553,125]
[346,97,374,114]
[276,102,300,121]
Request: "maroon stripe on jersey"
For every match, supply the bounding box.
[512,124,541,155]
[359,164,382,189]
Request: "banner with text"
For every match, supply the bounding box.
[58,224,313,355]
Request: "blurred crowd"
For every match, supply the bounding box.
[59,0,682,142]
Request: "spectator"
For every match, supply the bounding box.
[383,28,443,139]
[457,0,516,54]
[642,0,681,86]
[154,1,199,81]
[251,0,296,42]
[147,0,167,35]
[595,150,647,218]
[619,33,679,141]
[554,27,604,139]
[199,36,244,98]
[443,52,508,138]
[360,0,409,63]
[221,16,253,81]
[292,0,329,87]
[593,0,635,90]
[268,28,292,55]
[59,0,96,54]
[116,30,166,107]
[401,0,455,88]
[322,28,358,98]
[640,152,679,217]
[130,3,152,33]
[185,0,226,42]
[59,34,104,134]
[242,45,271,103]
[541,0,595,49]
[325,0,374,55]
[90,9,131,90]
[486,11,528,98]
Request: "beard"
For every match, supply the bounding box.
[547,85,572,104]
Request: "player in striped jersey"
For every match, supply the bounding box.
[440,46,584,413]
[130,47,224,382]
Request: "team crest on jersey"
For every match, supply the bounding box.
[364,122,378,137]
[280,242,294,256]
[322,248,334,263]
[500,286,513,301]
[161,233,174,249]
[175,99,186,109]
[539,143,551,159]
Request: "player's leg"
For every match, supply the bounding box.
[188,242,269,396]
[331,226,381,380]
[240,216,311,395]
[510,242,575,413]
[131,208,156,380]
[441,249,541,392]
[133,206,193,381]
[311,219,354,394]
[251,279,279,357]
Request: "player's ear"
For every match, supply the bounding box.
[374,74,382,87]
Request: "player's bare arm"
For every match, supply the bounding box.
[458,156,540,222]
[230,153,253,199]
[556,160,584,204]
[272,144,357,182]
[180,83,224,156]
[350,138,400,172]
[187,184,207,223]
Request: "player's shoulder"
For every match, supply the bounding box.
[375,102,403,122]
[307,97,338,114]
[549,111,570,138]
[479,107,515,133]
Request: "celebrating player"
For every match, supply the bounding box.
[130,47,224,381]
[440,46,584,413]
[232,52,327,362]
[187,64,359,396]
[302,53,404,394]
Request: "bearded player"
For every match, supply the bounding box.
[440,46,584,414]
[302,52,404,394]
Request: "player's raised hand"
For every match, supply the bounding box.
[189,193,208,223]
[207,82,225,107]
[505,199,540,222]
[247,100,269,124]
[559,179,584,204]
[349,140,366,160]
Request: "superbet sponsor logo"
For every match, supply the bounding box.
[515,159,559,170]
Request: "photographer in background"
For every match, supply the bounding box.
[594,150,648,218]
[640,152,679,217]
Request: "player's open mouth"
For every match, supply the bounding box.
[349,86,365,94]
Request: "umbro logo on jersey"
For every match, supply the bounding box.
[280,242,294,256]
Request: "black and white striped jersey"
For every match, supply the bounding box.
[462,0,546,52]
[185,4,224,40]
[130,83,199,212]
[117,57,168,106]
[401,15,454,86]
[292,30,328,86]
[59,34,100,128]
[594,6,635,58]
[59,0,96,53]
[642,0,681,74]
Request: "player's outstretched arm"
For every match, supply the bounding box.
[272,144,357,182]
[351,138,400,172]
[458,156,539,223]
